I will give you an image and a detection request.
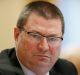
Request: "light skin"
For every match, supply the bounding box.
[14,12,63,75]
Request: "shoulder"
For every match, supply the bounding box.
[0,48,14,75]
[53,58,78,75]
[0,48,24,75]
[0,48,15,60]
[0,48,15,69]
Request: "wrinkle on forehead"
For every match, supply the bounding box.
[25,13,62,36]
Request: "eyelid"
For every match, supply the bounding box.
[29,32,41,34]
[22,28,62,39]
[28,31,56,37]
[28,32,61,39]
[29,33,62,40]
[46,34,60,37]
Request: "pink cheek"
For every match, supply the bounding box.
[49,46,59,55]
[26,41,37,51]
[50,48,56,55]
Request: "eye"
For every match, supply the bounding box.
[29,33,42,39]
[48,37,58,42]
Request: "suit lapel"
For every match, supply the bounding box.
[10,48,25,75]
[50,68,62,75]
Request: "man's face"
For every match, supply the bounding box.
[14,12,63,74]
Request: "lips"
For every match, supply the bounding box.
[35,54,51,58]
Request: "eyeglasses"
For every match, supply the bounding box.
[21,28,63,45]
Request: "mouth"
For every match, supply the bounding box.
[33,54,51,63]
[36,55,50,58]
[34,54,51,60]
[35,55,51,63]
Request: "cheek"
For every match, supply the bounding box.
[26,42,37,51]
[50,45,61,57]
[18,35,37,52]
[16,36,38,64]
[20,38,38,57]
[49,45,61,65]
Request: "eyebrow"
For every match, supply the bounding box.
[28,30,58,37]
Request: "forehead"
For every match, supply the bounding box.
[24,13,62,36]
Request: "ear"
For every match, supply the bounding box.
[14,27,21,41]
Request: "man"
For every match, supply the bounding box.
[0,1,78,75]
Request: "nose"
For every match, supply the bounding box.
[38,38,49,51]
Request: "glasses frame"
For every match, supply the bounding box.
[21,27,63,44]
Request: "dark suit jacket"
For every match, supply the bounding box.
[0,48,78,75]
